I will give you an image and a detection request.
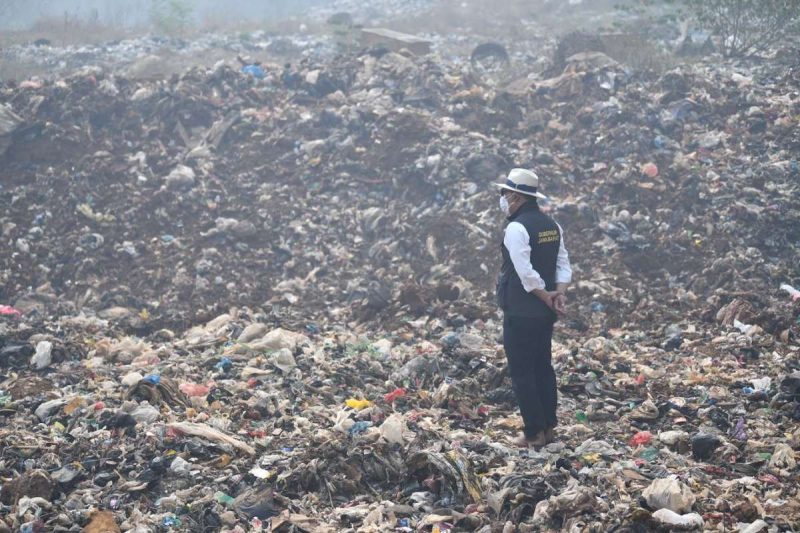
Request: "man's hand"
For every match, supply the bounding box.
[532,289,560,311]
[553,292,567,316]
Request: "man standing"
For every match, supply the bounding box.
[495,168,572,448]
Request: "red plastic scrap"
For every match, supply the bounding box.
[630,431,653,446]
[641,162,659,178]
[702,512,735,528]
[759,473,781,486]
[702,465,732,477]
[0,305,22,318]
[406,410,424,422]
[180,383,211,397]
[384,387,407,403]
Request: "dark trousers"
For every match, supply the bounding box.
[503,315,557,438]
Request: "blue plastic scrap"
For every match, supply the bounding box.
[241,64,265,79]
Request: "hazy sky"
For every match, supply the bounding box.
[0,0,325,31]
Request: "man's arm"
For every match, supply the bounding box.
[554,223,572,314]
[504,222,556,309]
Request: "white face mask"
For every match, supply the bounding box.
[499,195,510,215]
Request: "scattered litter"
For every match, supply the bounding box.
[0,4,798,532]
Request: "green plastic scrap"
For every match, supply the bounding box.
[214,491,235,506]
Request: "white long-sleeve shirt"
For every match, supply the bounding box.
[503,221,572,292]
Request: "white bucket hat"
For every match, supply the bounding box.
[495,168,547,199]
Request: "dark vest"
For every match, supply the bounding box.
[496,202,560,318]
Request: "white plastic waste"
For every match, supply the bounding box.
[380,413,414,444]
[751,377,771,391]
[237,322,269,343]
[165,164,196,189]
[130,402,160,424]
[333,409,355,434]
[780,283,800,301]
[169,456,192,476]
[121,371,144,387]
[270,348,297,373]
[733,319,762,337]
[167,422,256,455]
[260,328,307,351]
[34,398,67,421]
[643,475,696,514]
[739,519,769,533]
[657,430,689,446]
[31,340,52,370]
[769,443,796,469]
[652,509,704,530]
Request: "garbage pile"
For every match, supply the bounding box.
[0,32,334,82]
[1,29,799,532]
